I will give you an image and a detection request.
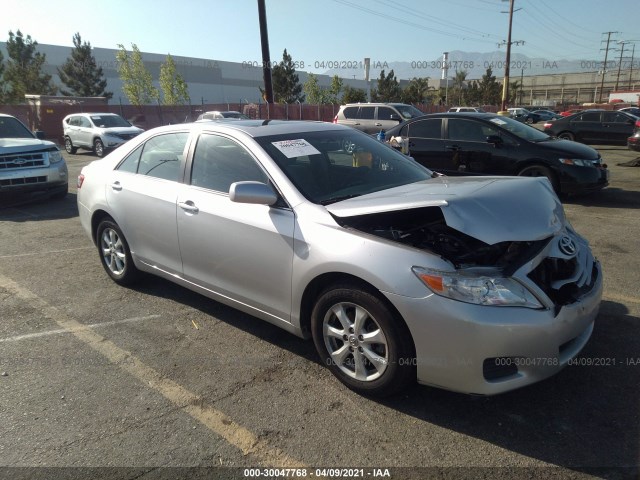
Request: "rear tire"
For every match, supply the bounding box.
[558,131,575,141]
[96,219,140,285]
[518,164,559,194]
[311,282,415,397]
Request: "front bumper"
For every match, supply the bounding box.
[386,232,603,395]
[558,164,609,194]
[0,162,68,199]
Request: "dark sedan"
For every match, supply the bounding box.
[543,110,640,145]
[385,113,609,195]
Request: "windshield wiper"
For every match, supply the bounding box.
[320,194,362,205]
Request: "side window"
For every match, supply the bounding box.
[342,107,358,119]
[191,134,268,193]
[577,112,600,122]
[447,119,488,142]
[138,132,189,181]
[604,112,629,123]
[408,119,442,139]
[377,107,395,120]
[358,107,375,120]
[78,117,90,128]
[117,144,143,173]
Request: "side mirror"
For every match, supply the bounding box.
[390,114,402,122]
[229,181,278,205]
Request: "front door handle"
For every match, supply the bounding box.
[110,181,122,191]
[445,145,460,151]
[375,122,382,126]
[178,201,199,213]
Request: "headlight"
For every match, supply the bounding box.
[559,158,596,167]
[412,267,543,309]
[48,149,64,164]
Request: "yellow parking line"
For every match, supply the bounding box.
[0,273,306,468]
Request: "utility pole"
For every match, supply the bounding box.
[614,41,627,92]
[257,0,274,104]
[498,0,523,113]
[598,31,618,103]
[629,43,636,90]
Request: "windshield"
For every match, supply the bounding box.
[0,116,35,139]
[222,112,249,119]
[394,104,425,119]
[90,115,131,128]
[489,115,551,142]
[255,129,433,204]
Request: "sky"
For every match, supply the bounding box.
[2,0,639,75]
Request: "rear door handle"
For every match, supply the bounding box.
[375,122,382,126]
[445,145,460,151]
[178,201,199,213]
[110,181,122,191]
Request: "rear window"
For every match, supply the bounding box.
[342,107,358,119]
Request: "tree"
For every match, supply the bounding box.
[271,49,304,103]
[159,54,190,105]
[509,80,523,105]
[371,69,401,102]
[58,33,112,99]
[3,30,57,103]
[476,68,502,105]
[340,85,367,103]
[115,43,158,105]
[302,73,324,104]
[0,49,5,103]
[452,70,468,105]
[401,77,431,104]
[303,73,343,104]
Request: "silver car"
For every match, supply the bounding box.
[77,120,602,396]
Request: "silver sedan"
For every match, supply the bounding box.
[77,120,602,396]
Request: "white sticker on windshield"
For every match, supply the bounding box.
[271,139,321,158]
[490,118,507,125]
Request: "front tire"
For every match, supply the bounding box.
[558,131,575,141]
[96,219,140,285]
[311,283,415,397]
[518,164,559,194]
[64,137,77,154]
[94,139,106,157]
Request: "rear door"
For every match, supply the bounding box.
[570,111,602,142]
[356,106,377,133]
[105,131,190,275]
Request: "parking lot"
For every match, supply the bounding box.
[1,146,639,479]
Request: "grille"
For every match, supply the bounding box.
[113,133,138,140]
[0,152,47,170]
[528,258,598,307]
[0,176,48,186]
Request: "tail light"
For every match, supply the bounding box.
[332,115,338,124]
[77,174,85,189]
[635,120,640,128]
[543,122,552,129]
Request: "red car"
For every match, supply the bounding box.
[560,109,583,117]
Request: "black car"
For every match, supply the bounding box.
[385,113,608,195]
[543,109,640,144]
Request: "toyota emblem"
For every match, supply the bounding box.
[558,235,577,256]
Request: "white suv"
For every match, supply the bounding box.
[63,113,144,157]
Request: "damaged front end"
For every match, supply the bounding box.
[333,204,599,313]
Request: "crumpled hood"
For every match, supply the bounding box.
[325,176,565,245]
[0,138,56,152]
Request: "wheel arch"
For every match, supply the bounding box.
[90,209,114,245]
[298,272,416,356]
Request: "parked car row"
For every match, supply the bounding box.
[543,109,640,145]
